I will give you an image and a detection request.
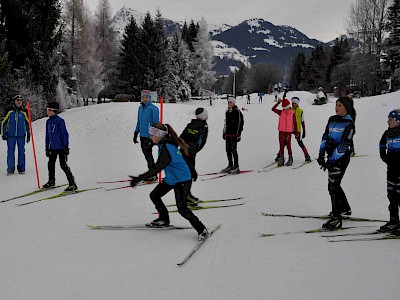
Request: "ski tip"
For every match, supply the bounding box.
[259,232,274,237]
[86,225,99,229]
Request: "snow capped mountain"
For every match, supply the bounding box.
[111,9,326,75]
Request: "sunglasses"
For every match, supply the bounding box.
[15,99,23,102]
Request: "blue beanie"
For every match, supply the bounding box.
[388,109,400,122]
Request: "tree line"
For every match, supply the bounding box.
[0,0,215,120]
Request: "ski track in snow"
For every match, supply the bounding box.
[1,92,400,299]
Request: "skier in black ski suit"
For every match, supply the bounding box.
[180,108,209,205]
[317,96,356,230]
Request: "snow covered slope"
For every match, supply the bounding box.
[1,91,400,299]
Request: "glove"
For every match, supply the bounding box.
[302,130,306,139]
[26,136,30,143]
[380,150,387,163]
[45,148,51,157]
[236,135,241,142]
[129,176,140,188]
[63,148,70,155]
[320,161,330,172]
[133,131,139,144]
[2,135,7,141]
[192,170,198,182]
[222,133,226,140]
[317,153,325,166]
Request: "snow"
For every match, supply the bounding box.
[1,91,400,299]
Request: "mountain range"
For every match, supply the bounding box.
[111,7,330,75]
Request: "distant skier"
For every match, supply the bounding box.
[317,96,356,230]
[180,108,209,206]
[221,96,244,174]
[378,109,400,235]
[129,123,209,241]
[258,92,264,104]
[43,102,77,192]
[1,95,30,175]
[291,97,311,162]
[271,92,298,167]
[314,87,328,105]
[133,90,159,181]
[246,92,251,104]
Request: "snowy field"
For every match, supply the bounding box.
[1,90,400,299]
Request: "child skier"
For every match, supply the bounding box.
[129,123,208,241]
[43,102,77,192]
[317,96,356,229]
[291,97,311,162]
[180,108,209,206]
[271,94,297,166]
[378,109,400,234]
[221,96,244,174]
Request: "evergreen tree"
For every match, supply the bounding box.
[191,17,215,97]
[304,45,329,90]
[182,20,198,52]
[384,0,400,90]
[152,9,168,96]
[289,52,306,90]
[326,37,350,87]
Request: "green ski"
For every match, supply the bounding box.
[261,212,386,223]
[17,187,102,206]
[1,184,68,203]
[167,202,245,213]
[259,225,375,237]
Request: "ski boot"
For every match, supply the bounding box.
[221,165,233,173]
[277,156,285,167]
[229,166,240,174]
[17,167,25,174]
[64,183,78,192]
[322,216,342,230]
[198,228,209,241]
[378,218,400,232]
[146,218,170,228]
[305,154,312,162]
[274,153,281,162]
[285,156,293,166]
[42,181,55,189]
[187,194,200,206]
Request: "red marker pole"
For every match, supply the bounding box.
[158,96,164,183]
[26,100,41,189]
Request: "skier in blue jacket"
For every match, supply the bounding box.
[133,90,159,179]
[1,95,30,175]
[130,122,208,241]
[317,96,356,230]
[43,102,77,192]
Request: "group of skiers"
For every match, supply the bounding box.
[2,90,400,238]
[1,95,77,192]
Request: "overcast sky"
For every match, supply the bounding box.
[85,0,354,42]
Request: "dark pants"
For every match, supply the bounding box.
[183,154,196,194]
[149,180,205,234]
[387,166,400,220]
[225,136,239,167]
[294,135,309,156]
[140,137,155,169]
[327,155,351,217]
[47,150,75,185]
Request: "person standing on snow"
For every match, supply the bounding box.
[180,108,209,206]
[43,102,77,192]
[221,96,244,174]
[129,123,209,241]
[271,93,297,167]
[317,96,356,230]
[133,90,159,181]
[378,109,400,235]
[1,95,30,175]
[291,97,311,162]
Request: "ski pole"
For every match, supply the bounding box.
[158,95,164,183]
[26,100,41,189]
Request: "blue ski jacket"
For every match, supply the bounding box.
[1,105,30,138]
[138,137,191,186]
[135,102,159,138]
[379,127,400,165]
[45,115,69,150]
[319,114,355,163]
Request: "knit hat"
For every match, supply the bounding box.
[141,90,152,101]
[47,102,59,111]
[227,96,236,104]
[337,96,354,115]
[291,97,300,105]
[13,94,22,100]
[281,98,291,109]
[388,109,400,123]
[195,107,208,120]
